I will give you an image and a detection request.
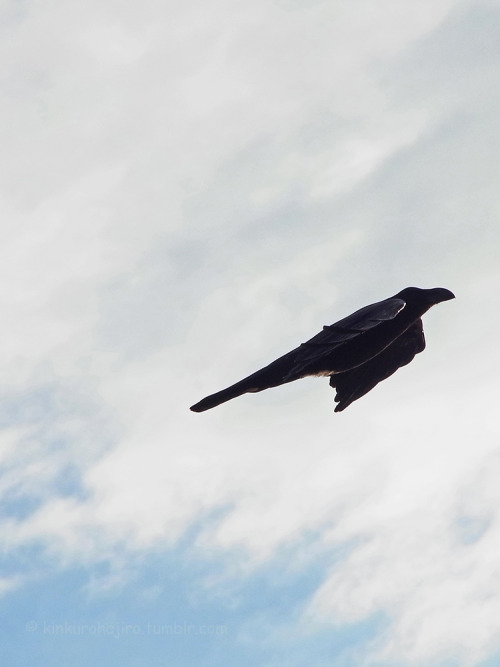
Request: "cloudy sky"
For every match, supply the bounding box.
[1,0,499,665]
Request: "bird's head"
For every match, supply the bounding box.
[396,286,455,307]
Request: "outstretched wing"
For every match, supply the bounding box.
[294,297,406,366]
[330,319,426,412]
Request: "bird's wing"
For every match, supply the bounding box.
[330,319,426,412]
[296,297,406,364]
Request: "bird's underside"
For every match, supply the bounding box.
[189,286,454,413]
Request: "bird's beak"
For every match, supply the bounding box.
[431,288,455,303]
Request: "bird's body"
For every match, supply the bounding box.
[190,286,454,413]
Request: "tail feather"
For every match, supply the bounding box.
[190,380,257,412]
[190,353,297,412]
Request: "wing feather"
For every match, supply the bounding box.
[296,297,406,364]
[330,319,425,412]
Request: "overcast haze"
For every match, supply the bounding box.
[1,0,499,665]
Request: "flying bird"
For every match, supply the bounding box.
[190,286,455,413]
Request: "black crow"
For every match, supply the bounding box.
[190,286,454,413]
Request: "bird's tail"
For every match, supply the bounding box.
[190,353,298,412]
[190,379,259,412]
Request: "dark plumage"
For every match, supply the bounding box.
[190,286,455,413]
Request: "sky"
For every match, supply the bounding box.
[0,0,499,665]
